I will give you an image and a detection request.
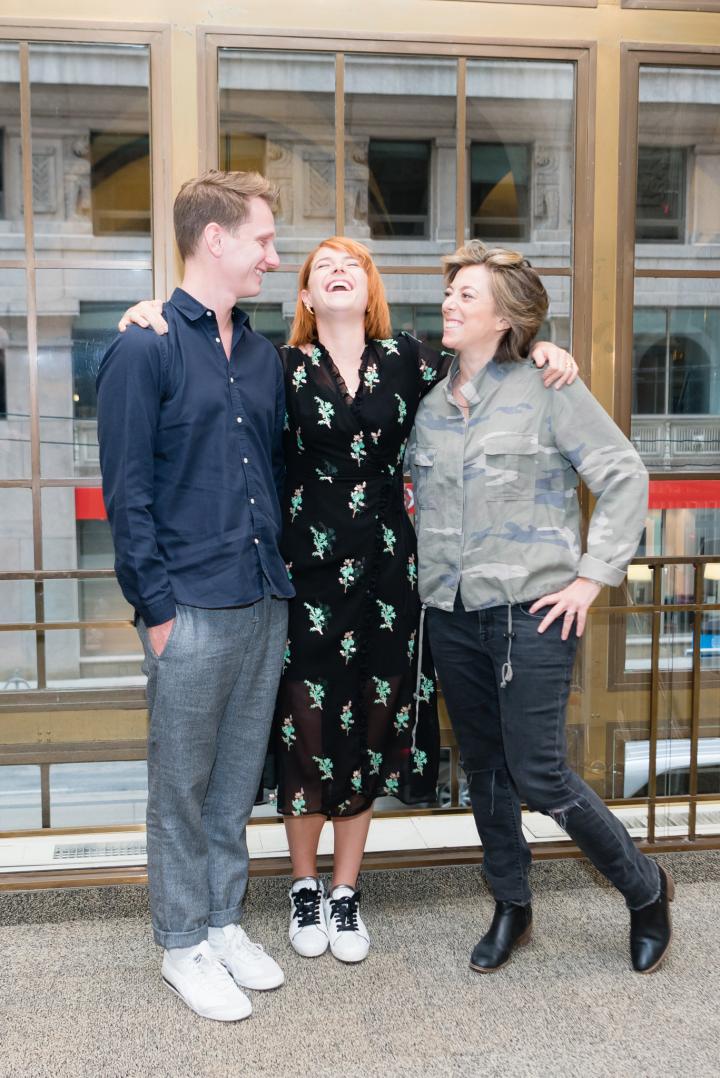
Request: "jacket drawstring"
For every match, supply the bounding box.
[500,603,514,689]
[411,603,427,753]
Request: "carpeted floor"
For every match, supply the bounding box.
[1,851,719,1078]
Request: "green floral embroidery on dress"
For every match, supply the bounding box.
[340,631,357,665]
[292,364,307,391]
[304,602,330,635]
[314,396,334,428]
[363,363,380,393]
[382,525,396,555]
[351,769,363,794]
[370,428,382,445]
[419,358,437,383]
[395,393,407,423]
[304,680,326,710]
[283,410,289,432]
[285,562,293,582]
[316,461,337,484]
[407,630,416,661]
[313,756,334,781]
[350,431,367,466]
[289,486,303,522]
[296,427,304,453]
[412,748,428,776]
[336,799,351,814]
[396,438,408,466]
[291,789,307,816]
[417,674,434,704]
[282,638,291,672]
[310,524,334,560]
[372,677,391,706]
[349,482,367,517]
[340,700,354,734]
[377,599,396,631]
[281,715,296,748]
[367,749,383,775]
[339,558,362,592]
[407,554,417,590]
[383,771,400,796]
[377,337,399,356]
[394,704,411,733]
[310,345,323,367]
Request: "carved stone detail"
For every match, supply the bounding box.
[533,145,561,230]
[63,135,92,222]
[31,145,59,214]
[302,150,335,220]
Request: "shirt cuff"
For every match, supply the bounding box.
[578,554,625,589]
[138,597,177,628]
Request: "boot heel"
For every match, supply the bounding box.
[665,870,675,902]
[516,926,532,947]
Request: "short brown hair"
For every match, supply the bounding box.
[288,237,392,346]
[442,240,548,363]
[173,169,278,261]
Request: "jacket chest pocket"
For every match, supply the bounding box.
[483,433,538,502]
[411,445,438,509]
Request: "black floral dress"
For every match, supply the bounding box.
[275,333,451,818]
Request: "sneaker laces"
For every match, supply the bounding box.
[292,886,323,929]
[329,891,361,933]
[231,927,267,962]
[190,946,234,989]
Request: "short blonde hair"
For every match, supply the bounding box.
[173,169,278,260]
[289,237,392,346]
[442,240,548,363]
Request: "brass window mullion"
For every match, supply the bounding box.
[335,53,345,236]
[687,563,704,840]
[19,42,45,692]
[647,566,663,845]
[455,57,467,250]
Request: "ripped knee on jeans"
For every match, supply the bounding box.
[464,765,499,815]
[546,796,586,831]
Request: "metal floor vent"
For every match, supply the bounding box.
[620,808,720,831]
[53,841,147,861]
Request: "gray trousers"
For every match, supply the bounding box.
[137,596,288,949]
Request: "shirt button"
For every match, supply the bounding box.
[250,497,255,504]
[254,538,259,544]
[206,311,212,317]
[230,377,234,383]
[236,417,242,424]
[243,457,249,463]
[215,337,221,344]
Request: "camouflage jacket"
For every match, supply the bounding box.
[407,356,648,612]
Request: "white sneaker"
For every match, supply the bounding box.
[324,885,370,964]
[289,877,329,957]
[209,924,285,990]
[161,940,252,1021]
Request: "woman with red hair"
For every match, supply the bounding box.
[120,234,576,967]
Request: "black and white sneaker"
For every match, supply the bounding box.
[324,885,370,963]
[289,877,329,957]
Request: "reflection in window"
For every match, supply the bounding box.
[368,140,430,239]
[390,305,444,351]
[470,142,530,241]
[635,147,685,243]
[220,133,266,174]
[72,302,131,421]
[90,132,150,235]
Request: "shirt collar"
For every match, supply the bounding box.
[169,287,250,328]
[445,355,508,407]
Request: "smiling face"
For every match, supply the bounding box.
[441,263,509,356]
[301,245,370,321]
[217,196,280,298]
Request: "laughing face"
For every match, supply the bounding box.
[220,196,280,299]
[302,245,370,321]
[441,263,509,356]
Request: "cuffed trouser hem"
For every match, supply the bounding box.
[208,902,244,929]
[153,923,209,950]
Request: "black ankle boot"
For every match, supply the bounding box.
[469,901,532,973]
[630,865,675,974]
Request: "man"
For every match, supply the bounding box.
[97,170,293,1022]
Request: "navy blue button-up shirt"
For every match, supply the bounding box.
[97,287,294,627]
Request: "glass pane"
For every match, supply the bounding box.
[218,49,336,264]
[467,60,575,268]
[345,55,457,256]
[642,481,720,556]
[45,576,133,624]
[0,42,21,239]
[45,628,144,688]
[41,487,115,570]
[49,760,148,827]
[0,268,30,479]
[631,281,720,471]
[0,630,37,691]
[36,267,153,478]
[0,765,42,829]
[390,304,444,351]
[29,43,151,261]
[637,66,720,269]
[0,487,33,570]
[0,580,34,623]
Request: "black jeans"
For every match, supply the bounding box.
[427,599,660,910]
